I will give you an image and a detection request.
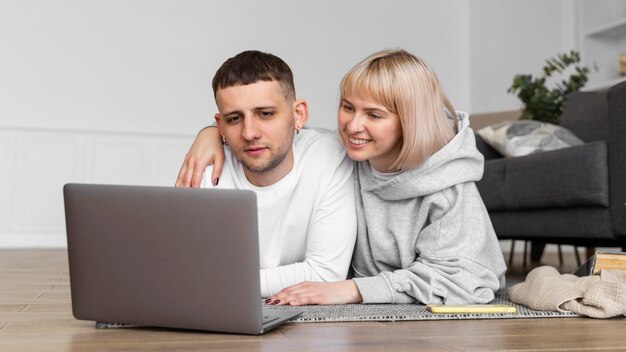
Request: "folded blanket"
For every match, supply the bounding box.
[508,266,626,318]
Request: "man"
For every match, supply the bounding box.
[180,50,356,298]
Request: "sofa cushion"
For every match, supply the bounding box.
[488,207,613,240]
[476,120,584,158]
[476,141,609,211]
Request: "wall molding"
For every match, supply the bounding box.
[0,125,196,139]
[0,231,67,248]
[1,126,194,248]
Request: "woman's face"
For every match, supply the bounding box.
[338,95,403,173]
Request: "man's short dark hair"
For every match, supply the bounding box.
[212,50,296,100]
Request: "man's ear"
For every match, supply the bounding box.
[214,113,225,137]
[293,99,309,130]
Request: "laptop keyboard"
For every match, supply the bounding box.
[263,315,280,324]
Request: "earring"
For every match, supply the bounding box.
[295,126,300,135]
[222,136,228,146]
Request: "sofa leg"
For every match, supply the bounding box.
[585,247,596,260]
[508,240,515,268]
[530,241,546,263]
[523,241,529,271]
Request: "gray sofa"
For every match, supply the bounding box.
[475,81,626,262]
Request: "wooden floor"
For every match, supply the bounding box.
[1,249,625,351]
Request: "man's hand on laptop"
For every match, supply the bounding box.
[265,280,363,306]
[176,126,225,188]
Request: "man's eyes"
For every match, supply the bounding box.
[225,115,241,124]
[224,111,274,123]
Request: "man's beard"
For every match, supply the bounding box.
[241,147,290,173]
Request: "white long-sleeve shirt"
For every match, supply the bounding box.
[202,129,356,297]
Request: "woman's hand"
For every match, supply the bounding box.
[266,280,363,306]
[175,127,225,188]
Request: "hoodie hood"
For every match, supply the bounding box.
[357,111,484,201]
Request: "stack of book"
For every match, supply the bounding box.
[573,251,626,277]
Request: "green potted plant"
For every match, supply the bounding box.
[508,51,592,124]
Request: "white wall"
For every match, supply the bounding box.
[469,0,577,113]
[0,0,575,247]
[1,0,470,133]
[0,127,191,247]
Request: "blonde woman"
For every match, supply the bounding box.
[177,49,507,305]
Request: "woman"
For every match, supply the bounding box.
[178,49,507,305]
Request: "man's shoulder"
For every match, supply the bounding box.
[296,128,345,155]
[294,129,352,176]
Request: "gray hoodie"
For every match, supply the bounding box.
[351,113,507,304]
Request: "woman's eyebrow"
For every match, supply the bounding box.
[364,107,387,113]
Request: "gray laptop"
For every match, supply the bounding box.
[63,183,301,334]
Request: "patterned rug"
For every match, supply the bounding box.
[96,295,580,329]
[263,295,579,322]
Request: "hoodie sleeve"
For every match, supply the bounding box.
[353,185,506,304]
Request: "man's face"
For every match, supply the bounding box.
[215,81,300,185]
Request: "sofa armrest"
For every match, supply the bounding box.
[608,81,626,237]
[477,142,609,212]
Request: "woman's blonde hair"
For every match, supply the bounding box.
[340,49,456,170]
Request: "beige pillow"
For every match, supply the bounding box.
[477,120,583,158]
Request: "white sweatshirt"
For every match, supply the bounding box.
[352,113,507,304]
[202,129,357,297]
